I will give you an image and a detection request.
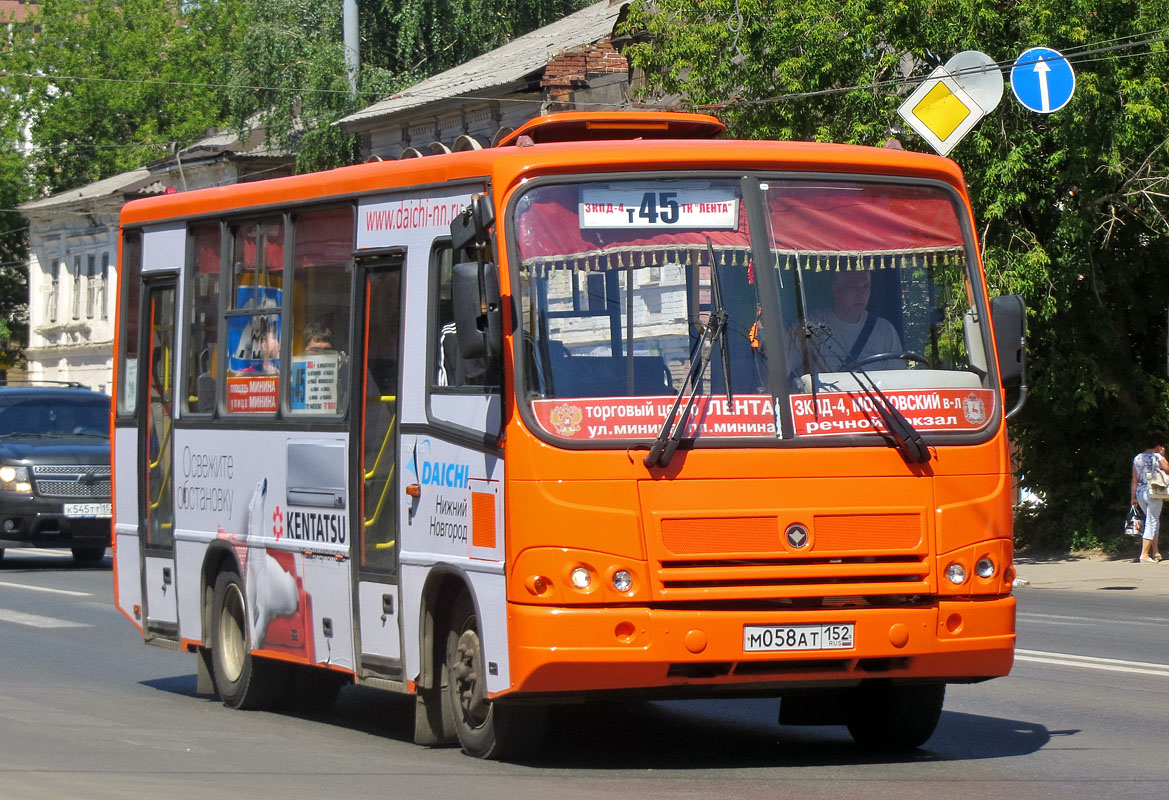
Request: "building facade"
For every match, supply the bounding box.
[20,130,293,391]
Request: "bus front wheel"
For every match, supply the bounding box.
[210,569,289,710]
[846,681,945,751]
[445,593,545,760]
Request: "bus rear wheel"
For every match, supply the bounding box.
[445,593,545,760]
[210,569,290,710]
[846,681,945,751]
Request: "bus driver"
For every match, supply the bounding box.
[789,269,904,374]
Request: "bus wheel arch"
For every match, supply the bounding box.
[442,589,546,760]
[413,569,467,746]
[200,544,240,649]
[202,552,291,710]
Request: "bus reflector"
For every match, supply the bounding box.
[471,491,496,549]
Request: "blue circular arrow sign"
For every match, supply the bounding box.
[1011,47,1075,113]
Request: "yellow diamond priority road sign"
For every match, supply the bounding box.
[897,65,986,157]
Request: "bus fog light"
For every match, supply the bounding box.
[612,570,632,592]
[975,557,995,579]
[570,567,592,589]
[945,562,967,585]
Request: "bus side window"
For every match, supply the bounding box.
[185,223,221,414]
[286,206,354,417]
[224,219,284,416]
[116,230,143,417]
[431,243,500,389]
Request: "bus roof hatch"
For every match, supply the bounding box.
[495,111,725,147]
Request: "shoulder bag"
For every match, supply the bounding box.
[1148,459,1169,500]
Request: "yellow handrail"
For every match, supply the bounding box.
[363,395,397,480]
[363,395,398,540]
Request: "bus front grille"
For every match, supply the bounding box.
[653,513,930,600]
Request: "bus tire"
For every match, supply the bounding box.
[846,681,945,751]
[445,593,545,760]
[210,569,290,710]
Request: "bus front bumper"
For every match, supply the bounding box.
[502,596,1015,698]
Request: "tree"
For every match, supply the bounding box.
[0,0,248,195]
[0,146,27,363]
[227,0,591,173]
[622,0,1169,550]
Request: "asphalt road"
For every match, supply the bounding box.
[1,548,1167,800]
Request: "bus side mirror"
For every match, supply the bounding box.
[452,261,501,360]
[990,294,1027,418]
[451,194,494,258]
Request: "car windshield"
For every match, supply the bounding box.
[0,396,110,437]
[514,176,994,444]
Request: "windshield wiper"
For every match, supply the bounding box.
[788,249,826,412]
[707,238,734,409]
[827,342,930,464]
[645,242,730,468]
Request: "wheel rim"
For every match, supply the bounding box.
[451,627,489,727]
[218,582,247,683]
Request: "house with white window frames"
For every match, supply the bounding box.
[20,128,294,392]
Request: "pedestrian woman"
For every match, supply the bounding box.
[1131,434,1168,563]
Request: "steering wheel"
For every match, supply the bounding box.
[850,351,932,369]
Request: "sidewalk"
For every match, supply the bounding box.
[1013,550,1169,596]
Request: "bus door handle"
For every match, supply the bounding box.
[381,594,394,622]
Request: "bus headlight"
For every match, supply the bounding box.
[570,566,592,590]
[975,557,996,579]
[0,465,31,493]
[611,570,633,592]
[945,562,967,585]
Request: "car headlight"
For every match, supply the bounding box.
[0,465,32,493]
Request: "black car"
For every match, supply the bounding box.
[0,385,111,565]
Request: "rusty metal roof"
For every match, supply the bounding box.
[338,0,626,130]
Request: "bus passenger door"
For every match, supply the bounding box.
[139,281,179,639]
[353,257,404,680]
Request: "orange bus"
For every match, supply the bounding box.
[113,111,1026,759]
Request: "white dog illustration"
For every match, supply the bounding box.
[244,478,299,645]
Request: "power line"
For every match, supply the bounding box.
[706,30,1169,108]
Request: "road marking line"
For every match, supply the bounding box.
[1018,611,1169,626]
[1016,648,1169,677]
[0,607,89,629]
[0,581,92,597]
[4,548,74,557]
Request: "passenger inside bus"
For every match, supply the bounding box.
[303,321,333,353]
[436,309,500,387]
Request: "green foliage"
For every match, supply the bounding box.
[1,0,248,195]
[228,0,590,172]
[623,0,1169,551]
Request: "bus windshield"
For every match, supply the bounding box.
[515,176,994,444]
